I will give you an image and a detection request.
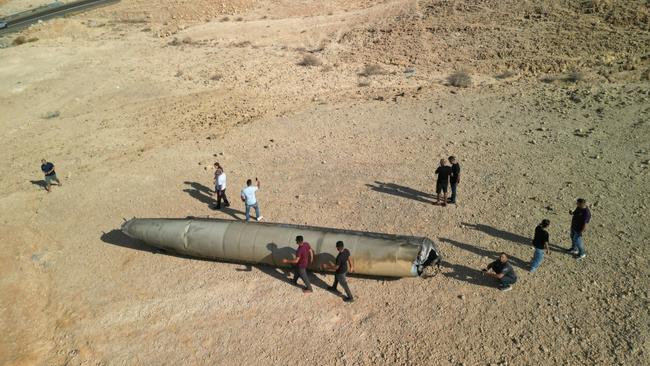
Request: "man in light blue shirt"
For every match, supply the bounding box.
[241,178,263,222]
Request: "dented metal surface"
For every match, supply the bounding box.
[121,218,441,278]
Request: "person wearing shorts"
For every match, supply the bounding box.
[40,159,62,192]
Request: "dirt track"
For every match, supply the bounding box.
[1,1,649,365]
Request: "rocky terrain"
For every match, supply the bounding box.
[1,0,649,365]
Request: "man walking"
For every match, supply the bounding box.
[434,159,452,206]
[530,219,550,273]
[241,178,263,222]
[323,241,354,302]
[482,253,517,291]
[40,159,62,192]
[213,164,230,209]
[282,236,314,293]
[449,156,461,204]
[567,198,591,259]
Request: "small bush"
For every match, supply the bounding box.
[221,16,230,22]
[297,54,322,67]
[359,64,386,77]
[563,71,584,83]
[540,75,557,83]
[447,70,471,87]
[12,36,26,46]
[495,70,516,79]
[43,111,60,119]
[358,80,371,87]
[211,74,222,81]
[235,17,244,21]
[182,37,193,44]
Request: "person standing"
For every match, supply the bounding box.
[213,165,230,209]
[530,219,550,273]
[448,156,461,204]
[40,159,62,192]
[482,253,517,291]
[240,178,263,222]
[323,241,354,302]
[282,235,314,293]
[567,198,591,259]
[434,159,452,206]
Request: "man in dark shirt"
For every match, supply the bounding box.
[483,253,517,291]
[282,236,314,293]
[434,159,452,207]
[530,219,550,273]
[448,156,461,204]
[323,241,354,302]
[567,198,591,259]
[40,159,62,192]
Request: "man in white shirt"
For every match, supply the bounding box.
[213,167,230,209]
[241,178,263,222]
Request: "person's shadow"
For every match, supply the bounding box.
[462,222,565,253]
[440,261,497,288]
[366,181,435,204]
[438,237,528,269]
[30,180,47,189]
[183,181,244,220]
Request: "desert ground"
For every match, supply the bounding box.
[1,0,649,365]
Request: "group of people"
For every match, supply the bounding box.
[38,157,592,296]
[212,162,263,222]
[483,198,592,291]
[281,236,355,302]
[434,156,461,206]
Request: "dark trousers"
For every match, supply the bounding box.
[450,182,458,203]
[216,189,230,208]
[293,267,313,291]
[332,272,353,299]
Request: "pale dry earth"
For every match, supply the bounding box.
[1,1,649,365]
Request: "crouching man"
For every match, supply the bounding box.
[482,252,517,292]
[322,241,354,303]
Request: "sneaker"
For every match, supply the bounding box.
[343,296,354,302]
[326,286,338,292]
[529,267,537,273]
[256,216,264,222]
[576,253,587,260]
[565,248,578,254]
[499,286,513,292]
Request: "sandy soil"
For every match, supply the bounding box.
[1,1,649,365]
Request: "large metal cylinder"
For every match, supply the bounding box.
[121,218,440,277]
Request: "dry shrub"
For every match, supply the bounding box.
[359,64,386,77]
[563,71,584,83]
[358,80,371,87]
[540,75,557,83]
[232,41,251,47]
[297,54,322,67]
[12,36,26,46]
[211,74,222,81]
[495,70,516,79]
[221,16,230,22]
[447,70,471,87]
[235,17,244,21]
[182,37,193,44]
